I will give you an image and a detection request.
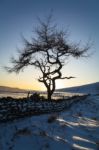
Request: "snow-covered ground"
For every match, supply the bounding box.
[57,82,99,95]
[0,94,99,150]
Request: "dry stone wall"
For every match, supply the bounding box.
[0,95,87,122]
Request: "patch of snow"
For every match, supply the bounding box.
[57,82,99,95]
[0,95,99,150]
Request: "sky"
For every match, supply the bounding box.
[0,0,99,91]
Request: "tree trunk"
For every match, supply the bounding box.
[47,80,56,101]
[47,90,52,101]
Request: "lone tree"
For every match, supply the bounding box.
[6,16,90,100]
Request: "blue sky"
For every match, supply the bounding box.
[0,0,99,90]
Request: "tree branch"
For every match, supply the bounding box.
[60,76,75,79]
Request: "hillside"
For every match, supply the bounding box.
[1,82,99,94]
[57,82,99,94]
[0,83,99,149]
[0,94,99,150]
[0,86,35,93]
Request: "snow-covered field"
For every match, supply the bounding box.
[0,94,99,150]
[57,82,99,95]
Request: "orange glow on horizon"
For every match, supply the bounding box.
[0,69,98,91]
[0,82,46,91]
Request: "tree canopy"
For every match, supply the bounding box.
[6,16,90,100]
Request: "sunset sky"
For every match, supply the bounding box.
[0,0,99,91]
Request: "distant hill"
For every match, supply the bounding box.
[57,82,99,94]
[1,82,99,94]
[0,86,34,93]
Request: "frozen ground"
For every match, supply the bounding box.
[0,94,99,150]
[57,82,99,95]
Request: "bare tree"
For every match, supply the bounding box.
[6,16,90,100]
